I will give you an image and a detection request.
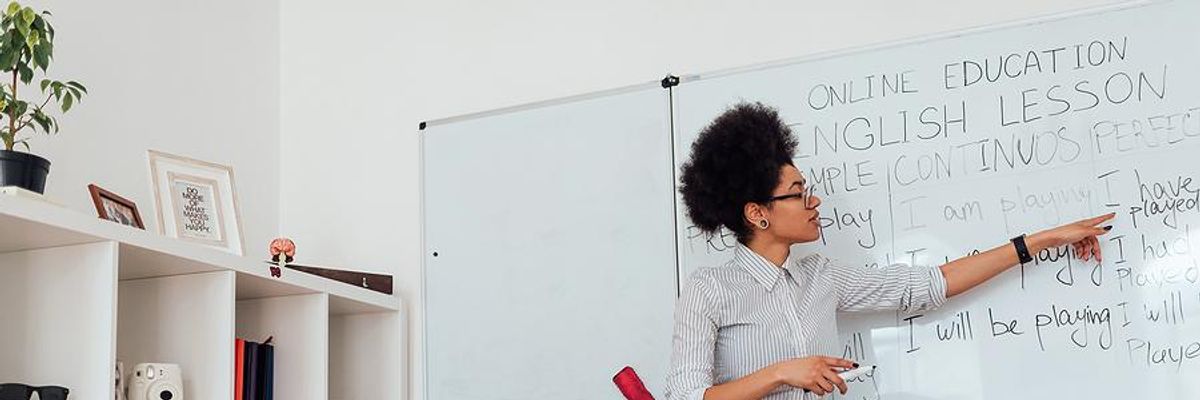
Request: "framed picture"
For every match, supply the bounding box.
[87,184,145,229]
[147,150,244,255]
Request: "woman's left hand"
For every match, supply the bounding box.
[1032,212,1116,262]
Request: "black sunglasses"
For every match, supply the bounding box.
[0,384,69,400]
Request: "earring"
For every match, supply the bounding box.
[758,219,770,230]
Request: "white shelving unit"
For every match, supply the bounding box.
[0,195,404,399]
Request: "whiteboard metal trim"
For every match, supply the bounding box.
[420,79,671,130]
[419,128,430,400]
[666,86,682,297]
[678,0,1157,85]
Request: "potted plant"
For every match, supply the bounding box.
[0,1,85,194]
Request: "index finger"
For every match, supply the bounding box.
[1081,212,1116,226]
[822,357,856,369]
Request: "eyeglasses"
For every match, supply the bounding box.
[763,187,818,209]
[0,384,69,400]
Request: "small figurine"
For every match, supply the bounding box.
[269,237,296,278]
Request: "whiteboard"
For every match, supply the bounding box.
[672,1,1200,399]
[422,85,677,400]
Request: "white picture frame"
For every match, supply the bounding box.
[147,150,245,255]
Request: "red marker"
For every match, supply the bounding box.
[613,366,655,400]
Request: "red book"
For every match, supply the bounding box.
[235,338,246,400]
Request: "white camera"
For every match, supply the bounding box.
[128,363,183,400]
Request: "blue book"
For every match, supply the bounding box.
[245,341,261,400]
[262,343,275,400]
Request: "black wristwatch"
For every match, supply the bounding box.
[1011,234,1033,264]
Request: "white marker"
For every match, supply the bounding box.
[837,365,875,381]
[804,365,876,393]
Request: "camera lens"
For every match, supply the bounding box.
[159,390,173,400]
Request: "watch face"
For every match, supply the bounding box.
[1012,236,1032,262]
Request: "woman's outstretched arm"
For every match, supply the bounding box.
[941,213,1115,297]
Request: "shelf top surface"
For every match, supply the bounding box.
[0,195,401,314]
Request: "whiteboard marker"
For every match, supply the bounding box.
[837,365,875,381]
[804,365,876,393]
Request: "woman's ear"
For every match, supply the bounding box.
[744,202,767,227]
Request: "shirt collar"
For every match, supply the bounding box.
[733,243,790,292]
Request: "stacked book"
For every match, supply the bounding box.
[235,337,275,400]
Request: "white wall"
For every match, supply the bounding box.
[27,0,280,252]
[278,1,1126,398]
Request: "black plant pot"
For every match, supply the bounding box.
[0,150,51,194]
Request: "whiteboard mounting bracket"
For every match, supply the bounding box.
[661,75,680,89]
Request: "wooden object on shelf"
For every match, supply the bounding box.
[265,261,394,295]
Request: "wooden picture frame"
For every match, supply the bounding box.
[88,184,146,229]
[147,150,245,255]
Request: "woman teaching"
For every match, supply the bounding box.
[665,103,1114,399]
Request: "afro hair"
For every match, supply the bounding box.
[678,102,798,243]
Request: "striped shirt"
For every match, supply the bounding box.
[665,244,949,400]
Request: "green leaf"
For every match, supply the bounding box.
[38,77,47,91]
[31,111,48,133]
[17,63,31,83]
[66,81,85,93]
[0,53,15,70]
[19,7,32,24]
[67,86,80,99]
[60,91,71,112]
[6,2,19,17]
[31,41,46,70]
[3,30,18,49]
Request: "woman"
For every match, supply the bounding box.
[666,103,1113,399]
